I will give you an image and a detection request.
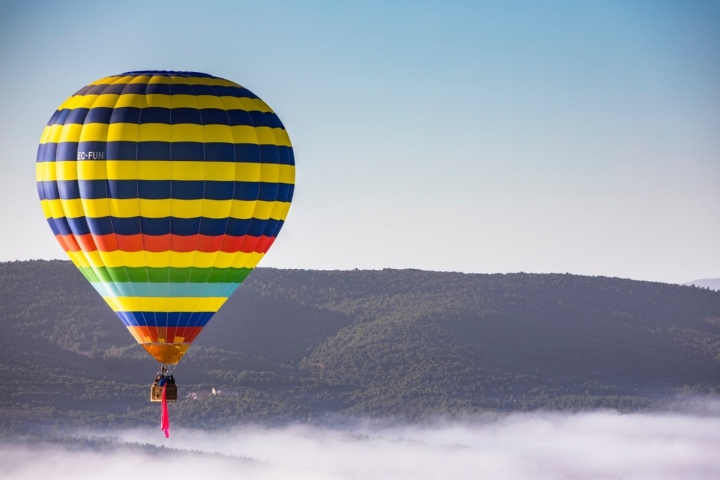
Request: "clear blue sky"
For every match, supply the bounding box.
[1,0,718,283]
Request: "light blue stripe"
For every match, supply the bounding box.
[89,282,241,298]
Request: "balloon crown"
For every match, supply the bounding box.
[120,70,217,77]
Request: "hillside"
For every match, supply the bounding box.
[1,260,719,433]
[686,278,720,291]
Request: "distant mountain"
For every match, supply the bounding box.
[685,278,720,291]
[1,261,719,433]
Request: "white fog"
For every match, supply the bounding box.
[3,402,720,480]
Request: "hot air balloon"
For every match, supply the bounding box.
[35,71,294,397]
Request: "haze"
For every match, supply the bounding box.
[0,0,718,283]
[3,404,720,480]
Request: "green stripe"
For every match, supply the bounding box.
[78,266,252,284]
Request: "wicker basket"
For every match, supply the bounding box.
[150,384,178,402]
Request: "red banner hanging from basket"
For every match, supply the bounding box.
[161,383,170,438]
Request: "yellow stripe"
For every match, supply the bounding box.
[38,161,294,183]
[245,200,273,220]
[89,76,239,87]
[254,127,276,145]
[205,124,234,143]
[129,75,152,84]
[64,250,89,268]
[252,98,272,111]
[269,199,293,225]
[57,94,270,113]
[37,161,82,181]
[202,161,236,180]
[197,296,231,311]
[272,128,292,147]
[40,123,289,146]
[118,94,148,108]
[182,76,240,87]
[235,251,265,269]
[59,125,82,143]
[250,162,287,183]
[40,124,62,144]
[39,161,293,185]
[40,199,82,218]
[118,124,284,144]
[57,94,121,110]
[41,198,289,220]
[146,94,172,109]
[63,250,89,268]
[65,252,89,268]
[66,249,246,268]
[170,95,220,109]
[42,194,65,218]
[41,124,99,144]
[278,163,295,184]
[87,76,116,86]
[67,250,262,269]
[39,197,53,217]
[36,162,52,182]
[260,164,279,183]
[228,97,274,112]
[80,123,110,142]
[102,296,227,312]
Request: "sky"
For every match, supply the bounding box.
[3,405,720,479]
[0,0,718,283]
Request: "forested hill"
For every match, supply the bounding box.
[1,260,719,432]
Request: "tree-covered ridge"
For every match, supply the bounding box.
[0,261,719,433]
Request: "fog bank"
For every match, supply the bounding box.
[3,407,720,479]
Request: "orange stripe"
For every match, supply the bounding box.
[59,233,276,254]
[127,326,204,344]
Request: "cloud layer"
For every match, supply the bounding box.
[3,406,720,480]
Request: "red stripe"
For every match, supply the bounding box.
[77,233,101,251]
[256,235,275,253]
[128,326,204,344]
[59,233,275,254]
[54,234,72,252]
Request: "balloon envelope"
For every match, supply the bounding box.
[36,71,294,364]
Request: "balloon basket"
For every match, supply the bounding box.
[151,383,177,402]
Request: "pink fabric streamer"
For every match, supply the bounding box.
[161,383,170,438]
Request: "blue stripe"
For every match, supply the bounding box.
[38,180,293,201]
[66,108,90,124]
[36,142,292,164]
[116,311,215,327]
[37,143,57,161]
[248,111,270,127]
[73,83,258,99]
[47,216,283,237]
[85,108,112,123]
[45,109,67,126]
[38,181,60,200]
[120,71,214,78]
[45,218,60,236]
[269,219,284,237]
[45,107,283,127]
[75,84,148,95]
[279,145,294,165]
[90,281,241,298]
